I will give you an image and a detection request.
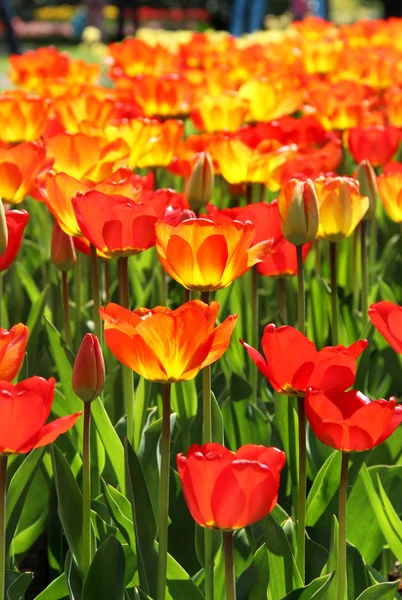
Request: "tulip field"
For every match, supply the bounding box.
[2,16,402,600]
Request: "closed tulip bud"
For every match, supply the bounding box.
[278,178,319,246]
[357,160,378,220]
[185,152,214,212]
[72,334,105,403]
[51,221,76,271]
[0,201,8,257]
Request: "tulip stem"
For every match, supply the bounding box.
[368,217,377,288]
[296,245,305,335]
[223,531,236,600]
[90,245,102,342]
[104,261,111,305]
[278,277,287,322]
[329,242,339,345]
[0,274,3,328]
[82,403,92,576]
[160,264,168,307]
[118,257,135,447]
[296,397,306,583]
[0,455,7,600]
[74,253,82,348]
[62,272,73,348]
[314,240,321,274]
[251,266,259,404]
[337,452,349,600]
[184,288,190,303]
[360,221,368,326]
[156,383,171,600]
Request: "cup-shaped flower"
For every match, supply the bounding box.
[241,324,367,397]
[51,221,76,272]
[369,301,402,353]
[0,142,48,204]
[155,218,273,291]
[0,323,28,381]
[72,334,105,403]
[0,91,50,144]
[0,210,29,272]
[0,377,81,454]
[377,172,402,223]
[305,388,402,452]
[191,92,249,132]
[9,47,70,89]
[52,93,116,134]
[185,152,214,212]
[73,190,170,257]
[347,125,400,168]
[277,178,319,245]
[315,176,369,242]
[177,443,286,530]
[100,300,237,383]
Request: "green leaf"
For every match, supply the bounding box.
[125,439,158,598]
[6,447,46,548]
[306,451,341,527]
[320,516,339,600]
[5,570,33,600]
[32,573,68,600]
[237,545,269,600]
[222,393,271,451]
[133,377,152,452]
[211,391,224,445]
[164,547,205,600]
[91,398,125,492]
[65,551,82,600]
[82,536,126,600]
[25,285,49,375]
[172,380,198,427]
[264,515,303,600]
[355,582,399,600]
[281,573,334,599]
[101,481,136,552]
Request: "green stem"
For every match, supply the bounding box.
[160,263,168,307]
[74,253,82,347]
[360,221,368,326]
[337,452,349,600]
[314,240,321,274]
[278,277,287,322]
[62,272,73,348]
[368,216,377,288]
[82,403,92,576]
[104,261,111,305]
[329,242,339,345]
[0,274,3,328]
[223,531,236,600]
[0,455,7,600]
[90,245,102,342]
[296,245,305,334]
[184,288,190,303]
[351,228,359,314]
[118,257,135,447]
[296,397,306,582]
[251,267,259,404]
[156,383,171,600]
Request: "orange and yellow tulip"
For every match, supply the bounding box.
[238,78,303,123]
[0,142,48,204]
[191,92,249,133]
[0,323,28,381]
[51,93,117,135]
[377,172,402,223]
[0,91,49,144]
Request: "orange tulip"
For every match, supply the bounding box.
[0,323,28,381]
[0,91,49,144]
[238,78,303,123]
[9,47,70,89]
[0,142,48,204]
[45,132,129,182]
[155,218,273,291]
[377,172,402,223]
[191,92,249,132]
[105,117,183,169]
[384,87,402,127]
[51,93,117,135]
[315,176,369,241]
[100,300,237,383]
[107,38,178,79]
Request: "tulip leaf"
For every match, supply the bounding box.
[25,284,49,376]
[101,480,136,552]
[5,570,33,600]
[236,544,269,600]
[65,551,83,600]
[6,447,46,549]
[91,397,125,492]
[32,572,69,599]
[125,439,158,598]
[164,546,206,600]
[281,572,334,599]
[82,535,126,600]
[264,514,303,599]
[355,582,399,599]
[306,450,341,527]
[172,380,198,429]
[308,274,330,348]
[51,445,84,573]
[133,377,152,452]
[222,390,271,450]
[211,391,224,445]
[320,515,339,600]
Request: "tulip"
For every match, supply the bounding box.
[177,443,286,530]
[155,218,273,292]
[347,125,400,168]
[72,334,105,403]
[277,178,319,246]
[0,210,29,272]
[241,324,367,397]
[9,47,70,89]
[100,300,237,383]
[377,172,402,223]
[192,92,249,132]
[52,93,116,135]
[0,323,28,381]
[185,152,214,213]
[73,190,170,257]
[356,160,377,221]
[369,301,402,354]
[51,221,76,272]
[0,142,48,204]
[238,78,303,123]
[305,388,402,453]
[0,91,50,144]
[0,203,7,257]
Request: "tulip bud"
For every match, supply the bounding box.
[51,221,76,271]
[185,152,214,212]
[278,178,319,246]
[357,160,378,220]
[72,334,105,403]
[0,201,8,257]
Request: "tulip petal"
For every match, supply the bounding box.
[0,387,49,453]
[165,235,195,289]
[369,301,402,353]
[177,454,207,527]
[240,340,272,382]
[196,235,228,289]
[31,412,82,451]
[0,323,28,381]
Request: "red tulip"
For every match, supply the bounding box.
[0,323,28,381]
[241,324,367,397]
[177,443,286,530]
[0,210,29,272]
[0,377,81,454]
[305,388,402,452]
[369,301,402,353]
[72,334,105,403]
[347,125,400,167]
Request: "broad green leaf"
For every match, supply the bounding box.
[237,545,269,600]
[264,515,303,600]
[281,573,334,599]
[82,536,126,600]
[25,285,49,375]
[355,582,399,599]
[164,546,205,600]
[222,393,271,451]
[320,516,339,600]
[32,573,68,599]
[65,551,82,600]
[306,451,341,527]
[91,397,125,492]
[5,570,33,600]
[133,377,152,452]
[172,380,197,427]
[101,481,135,552]
[211,391,224,445]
